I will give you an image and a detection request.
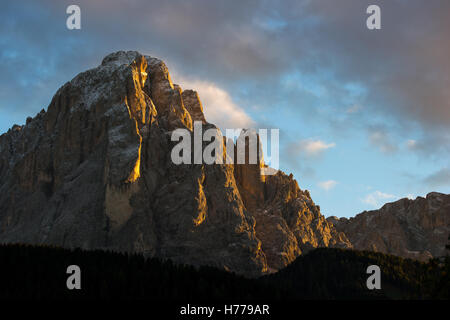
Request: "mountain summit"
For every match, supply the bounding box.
[0,51,350,276]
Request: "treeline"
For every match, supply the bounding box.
[0,244,448,300]
[0,244,275,300]
[262,248,449,300]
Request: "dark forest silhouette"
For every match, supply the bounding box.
[0,244,448,300]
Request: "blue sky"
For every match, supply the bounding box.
[1,0,449,218]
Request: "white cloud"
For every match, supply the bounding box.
[298,139,336,157]
[172,75,255,131]
[362,191,396,208]
[318,180,338,191]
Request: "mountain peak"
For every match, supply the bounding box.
[0,51,351,277]
[101,50,144,66]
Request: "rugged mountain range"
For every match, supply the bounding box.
[328,192,450,261]
[1,51,448,276]
[0,51,350,277]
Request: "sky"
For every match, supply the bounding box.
[1,0,449,218]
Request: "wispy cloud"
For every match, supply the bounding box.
[362,191,396,208]
[404,135,450,159]
[297,139,336,157]
[318,180,338,191]
[368,129,398,154]
[174,75,254,130]
[423,167,450,188]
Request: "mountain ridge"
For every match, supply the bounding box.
[0,50,350,277]
[328,192,450,260]
[2,51,447,275]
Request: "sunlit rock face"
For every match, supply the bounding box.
[328,192,450,261]
[0,51,350,277]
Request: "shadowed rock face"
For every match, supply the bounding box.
[0,51,350,277]
[328,192,450,261]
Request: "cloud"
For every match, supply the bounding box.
[1,0,450,161]
[318,180,338,191]
[282,136,335,178]
[362,191,396,208]
[296,139,336,157]
[368,129,398,154]
[423,167,450,188]
[403,135,450,159]
[173,75,255,130]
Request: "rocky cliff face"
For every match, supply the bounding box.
[328,192,450,261]
[0,51,350,277]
